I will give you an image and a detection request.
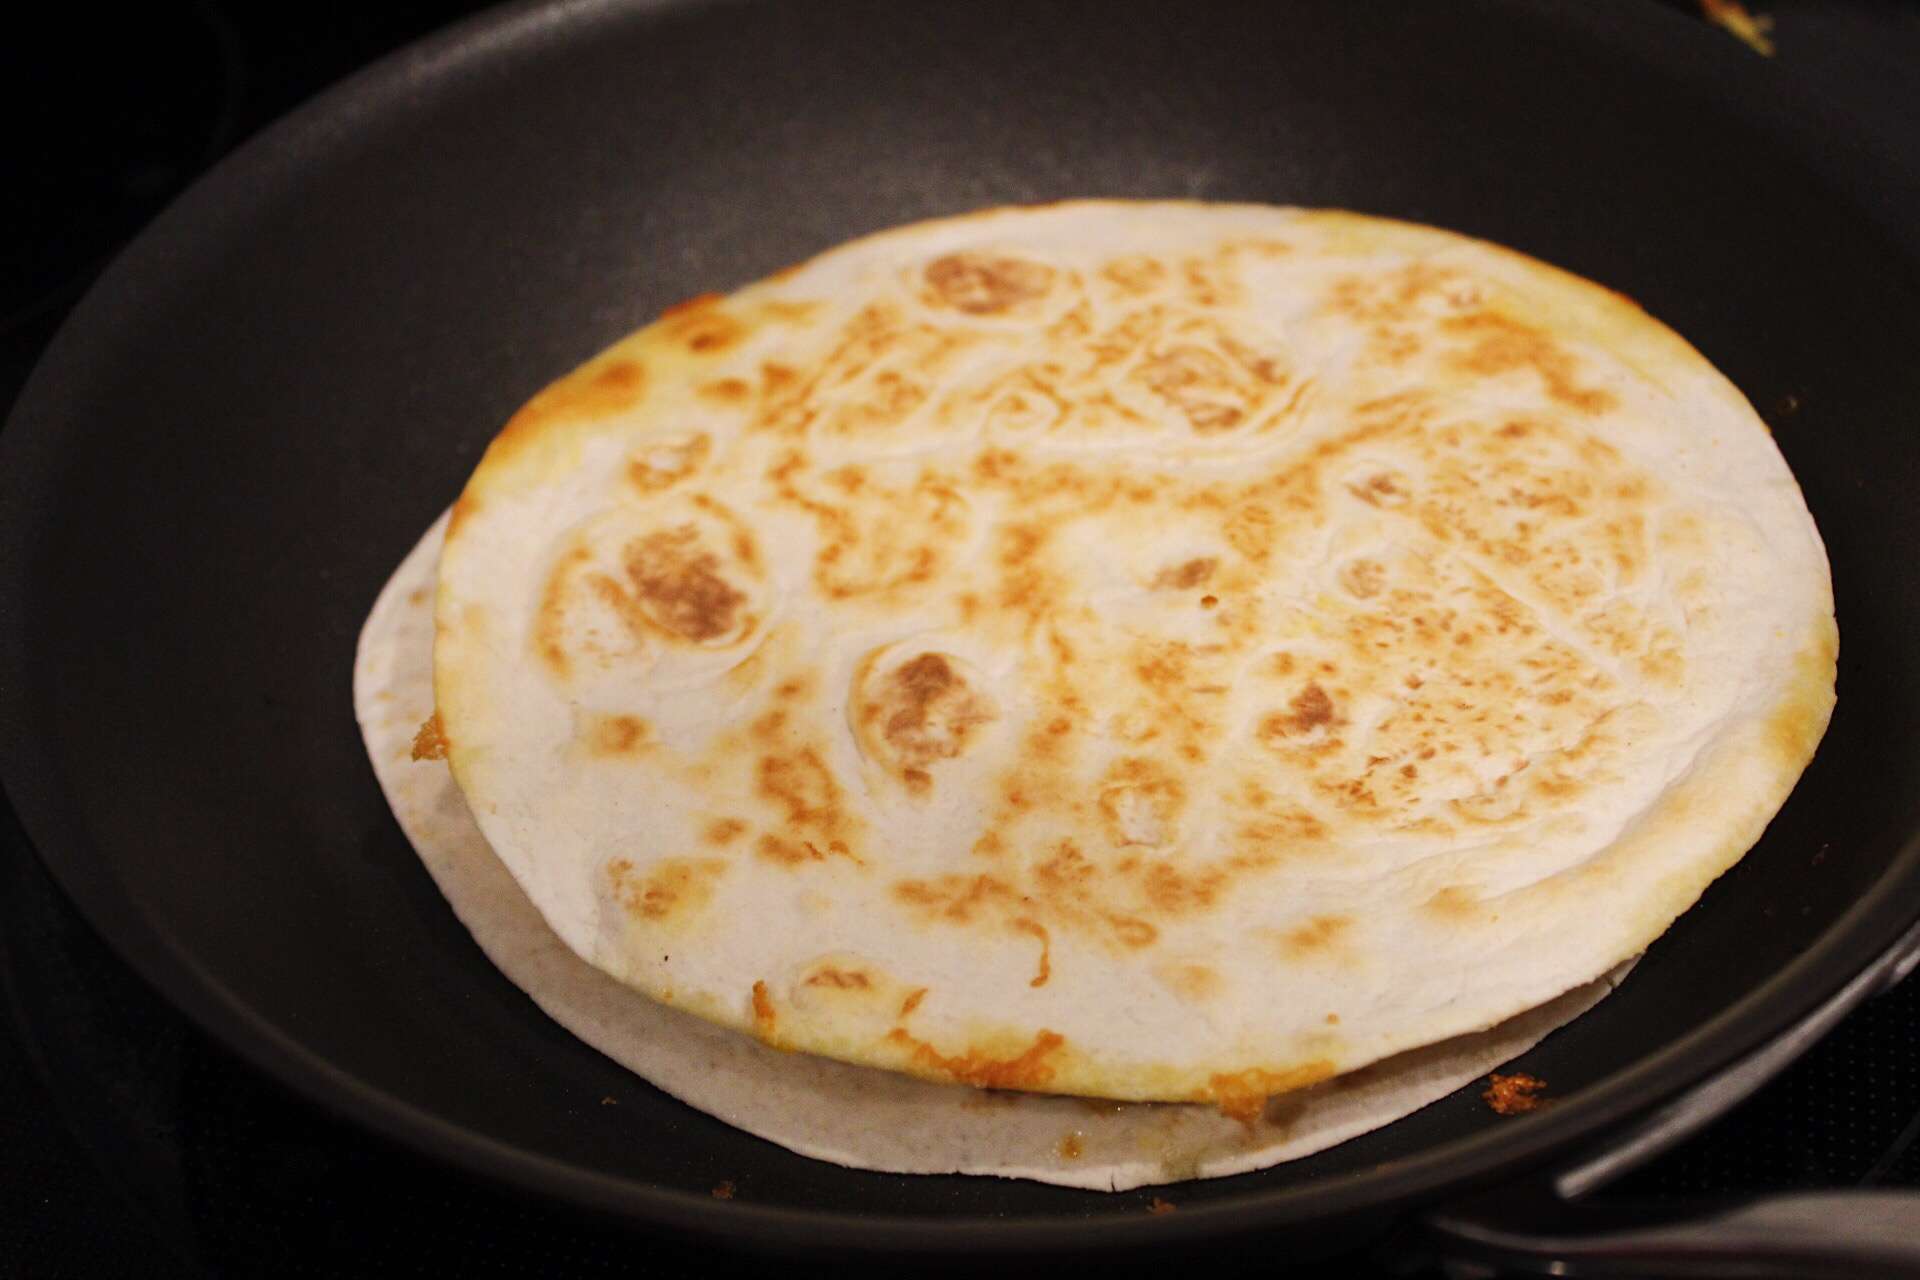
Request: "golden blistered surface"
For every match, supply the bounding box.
[435,203,1834,1103]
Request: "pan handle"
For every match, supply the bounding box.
[1423,1186,1920,1279]
[1421,915,1920,1278]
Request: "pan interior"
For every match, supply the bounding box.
[2,0,1917,1239]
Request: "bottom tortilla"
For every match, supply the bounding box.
[353,514,1629,1192]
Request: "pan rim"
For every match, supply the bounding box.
[3,0,1918,1251]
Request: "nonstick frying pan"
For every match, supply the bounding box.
[3,0,1919,1273]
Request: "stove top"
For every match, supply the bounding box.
[5,3,1917,1275]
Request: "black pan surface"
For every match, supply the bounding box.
[4,0,1920,1257]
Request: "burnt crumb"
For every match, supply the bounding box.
[1483,1072,1548,1115]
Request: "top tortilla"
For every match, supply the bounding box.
[433,201,1834,1106]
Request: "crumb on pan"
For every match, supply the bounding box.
[1483,1071,1549,1115]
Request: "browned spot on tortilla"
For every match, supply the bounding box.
[883,1027,1065,1090]
[1152,557,1218,590]
[446,493,482,540]
[751,980,777,1039]
[606,857,727,925]
[1444,311,1617,415]
[699,378,751,405]
[410,712,448,761]
[1202,1061,1339,1124]
[865,653,998,779]
[704,817,748,846]
[1158,962,1222,1003]
[756,744,859,860]
[583,713,649,757]
[892,873,1017,924]
[898,987,928,1019]
[1101,254,1167,295]
[660,292,723,322]
[999,522,1047,566]
[626,434,710,494]
[1279,914,1351,958]
[760,298,822,326]
[750,708,788,743]
[923,252,1055,315]
[591,361,645,394]
[532,544,592,680]
[1221,501,1279,562]
[755,832,858,867]
[803,966,872,990]
[1424,886,1479,919]
[1260,683,1341,744]
[1013,918,1052,987]
[1136,345,1251,432]
[1338,558,1385,598]
[1483,1072,1548,1115]
[1057,1133,1084,1160]
[769,449,965,600]
[1098,756,1185,849]
[659,293,747,354]
[755,832,803,865]
[1763,620,1838,767]
[623,525,747,643]
[1105,914,1160,948]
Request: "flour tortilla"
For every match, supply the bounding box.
[432,202,1832,1104]
[359,513,1626,1190]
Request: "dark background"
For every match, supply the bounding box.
[3,2,1917,1275]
